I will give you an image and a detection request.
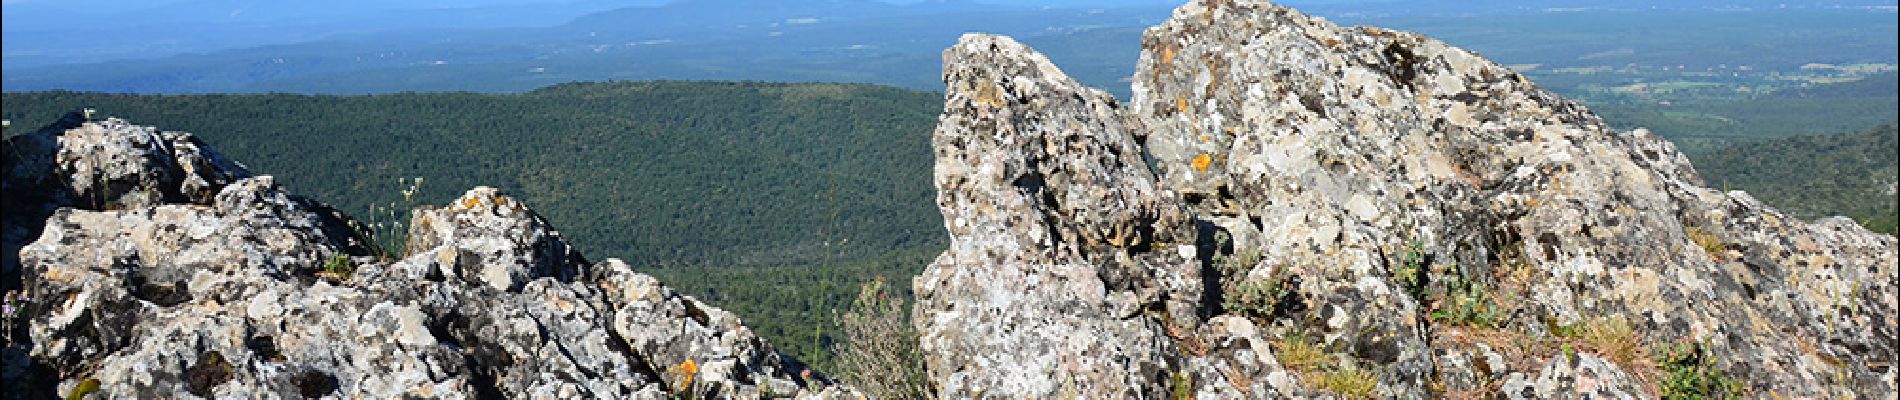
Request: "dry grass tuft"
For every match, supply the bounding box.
[834,277,934,400]
[1313,368,1379,399]
[1685,226,1726,259]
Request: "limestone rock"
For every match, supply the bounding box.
[917,0,1897,398]
[54,117,252,210]
[1498,353,1644,399]
[3,115,856,399]
[3,113,252,291]
[404,187,589,292]
[913,33,1206,398]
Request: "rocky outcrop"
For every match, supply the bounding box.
[915,34,1206,397]
[2,112,259,292]
[2,116,855,398]
[916,1,1898,398]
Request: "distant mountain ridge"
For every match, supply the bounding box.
[7,0,1891,95]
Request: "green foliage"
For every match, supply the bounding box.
[1212,231,1284,321]
[1695,125,1899,235]
[1397,242,1506,329]
[1590,94,1898,156]
[371,177,424,258]
[1657,341,1746,400]
[1393,241,1429,300]
[319,254,355,280]
[1222,274,1286,321]
[1426,265,1504,329]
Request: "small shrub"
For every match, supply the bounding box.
[1213,231,1283,321]
[1428,270,1504,329]
[1393,241,1429,300]
[833,277,933,400]
[318,254,355,281]
[345,177,426,260]
[1656,341,1745,399]
[1222,275,1286,320]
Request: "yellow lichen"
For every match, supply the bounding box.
[1177,96,1191,114]
[671,359,699,394]
[971,82,1007,109]
[676,359,697,380]
[1192,154,1213,173]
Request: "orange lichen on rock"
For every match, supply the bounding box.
[1192,154,1213,173]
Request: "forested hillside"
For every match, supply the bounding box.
[3,82,944,266]
[3,83,947,369]
[1697,125,1899,234]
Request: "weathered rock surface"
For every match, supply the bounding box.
[2,117,854,398]
[915,34,1206,398]
[3,112,257,292]
[916,0,1898,398]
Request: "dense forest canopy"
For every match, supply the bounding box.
[1696,125,1899,235]
[3,82,945,267]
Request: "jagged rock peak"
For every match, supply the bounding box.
[2,114,860,398]
[916,33,1205,397]
[918,1,1897,398]
[3,113,260,289]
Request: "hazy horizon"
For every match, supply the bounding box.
[4,0,1894,94]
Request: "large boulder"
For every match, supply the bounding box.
[915,0,1898,398]
[914,34,1205,398]
[3,113,255,292]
